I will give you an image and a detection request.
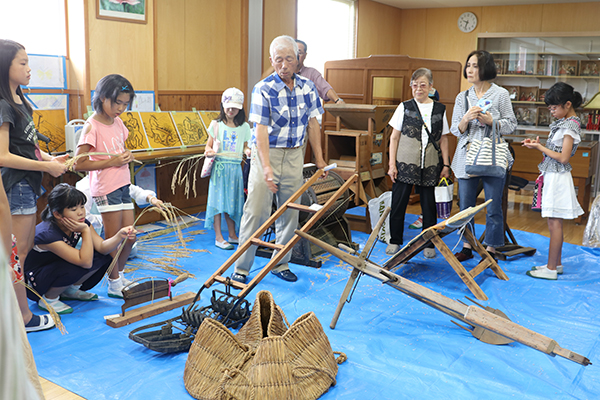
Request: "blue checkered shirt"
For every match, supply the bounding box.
[249,73,323,148]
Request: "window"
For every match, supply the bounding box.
[0,0,67,56]
[297,0,356,76]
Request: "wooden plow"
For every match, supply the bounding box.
[295,204,591,366]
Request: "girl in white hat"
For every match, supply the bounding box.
[205,88,251,250]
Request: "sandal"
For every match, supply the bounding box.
[25,314,55,333]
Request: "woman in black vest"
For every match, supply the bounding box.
[386,68,451,256]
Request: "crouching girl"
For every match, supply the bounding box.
[24,183,137,314]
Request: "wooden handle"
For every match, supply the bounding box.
[172,273,190,286]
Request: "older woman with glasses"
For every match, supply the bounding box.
[450,50,517,263]
[386,68,451,257]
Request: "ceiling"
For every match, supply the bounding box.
[373,0,599,9]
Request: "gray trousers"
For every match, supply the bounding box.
[234,146,303,275]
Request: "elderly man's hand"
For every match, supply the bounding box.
[316,159,329,179]
[263,166,278,193]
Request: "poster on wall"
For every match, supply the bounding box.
[25,93,69,121]
[170,112,208,146]
[131,91,155,112]
[32,109,67,154]
[27,54,67,89]
[121,111,151,152]
[139,112,182,149]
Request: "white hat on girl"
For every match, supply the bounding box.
[222,87,244,109]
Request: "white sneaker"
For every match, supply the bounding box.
[385,244,400,255]
[119,271,132,286]
[60,285,98,301]
[531,264,563,275]
[526,265,558,280]
[39,295,73,314]
[108,277,125,298]
[424,248,436,259]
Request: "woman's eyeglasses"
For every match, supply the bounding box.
[410,83,430,90]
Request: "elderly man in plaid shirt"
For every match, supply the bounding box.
[231,35,327,283]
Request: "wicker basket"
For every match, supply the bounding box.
[184,291,339,400]
[235,290,288,349]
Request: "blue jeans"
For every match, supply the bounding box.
[458,175,505,248]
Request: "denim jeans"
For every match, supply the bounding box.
[458,175,505,248]
[7,179,37,215]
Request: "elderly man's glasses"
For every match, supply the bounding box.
[410,83,429,90]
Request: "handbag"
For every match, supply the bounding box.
[200,124,220,178]
[531,173,543,212]
[464,119,510,178]
[434,177,454,219]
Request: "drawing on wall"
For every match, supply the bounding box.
[139,112,181,149]
[122,111,150,151]
[25,93,69,111]
[131,91,155,111]
[97,0,147,23]
[33,109,67,153]
[171,112,208,146]
[199,111,220,135]
[27,55,66,89]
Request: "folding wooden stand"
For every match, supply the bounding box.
[203,169,358,299]
[294,205,591,366]
[382,199,507,301]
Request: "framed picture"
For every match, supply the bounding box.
[493,59,504,75]
[505,85,519,100]
[580,61,600,76]
[518,86,538,102]
[557,60,578,76]
[537,107,554,127]
[96,0,147,24]
[515,106,537,126]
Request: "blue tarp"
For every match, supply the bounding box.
[27,211,600,399]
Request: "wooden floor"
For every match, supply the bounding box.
[39,187,590,400]
[41,377,85,400]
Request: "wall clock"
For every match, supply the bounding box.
[458,12,477,33]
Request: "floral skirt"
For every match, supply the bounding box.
[204,156,245,230]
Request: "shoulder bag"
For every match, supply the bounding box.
[200,123,220,178]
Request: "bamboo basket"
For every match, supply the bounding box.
[184,291,339,400]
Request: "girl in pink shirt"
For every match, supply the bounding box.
[74,74,137,298]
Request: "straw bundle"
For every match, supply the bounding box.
[184,290,342,400]
[64,151,142,172]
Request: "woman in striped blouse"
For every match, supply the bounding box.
[450,50,517,263]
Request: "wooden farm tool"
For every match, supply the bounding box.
[382,199,508,301]
[295,204,591,366]
[121,273,190,316]
[106,273,194,329]
[130,167,358,352]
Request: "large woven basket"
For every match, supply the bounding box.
[184,291,339,400]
